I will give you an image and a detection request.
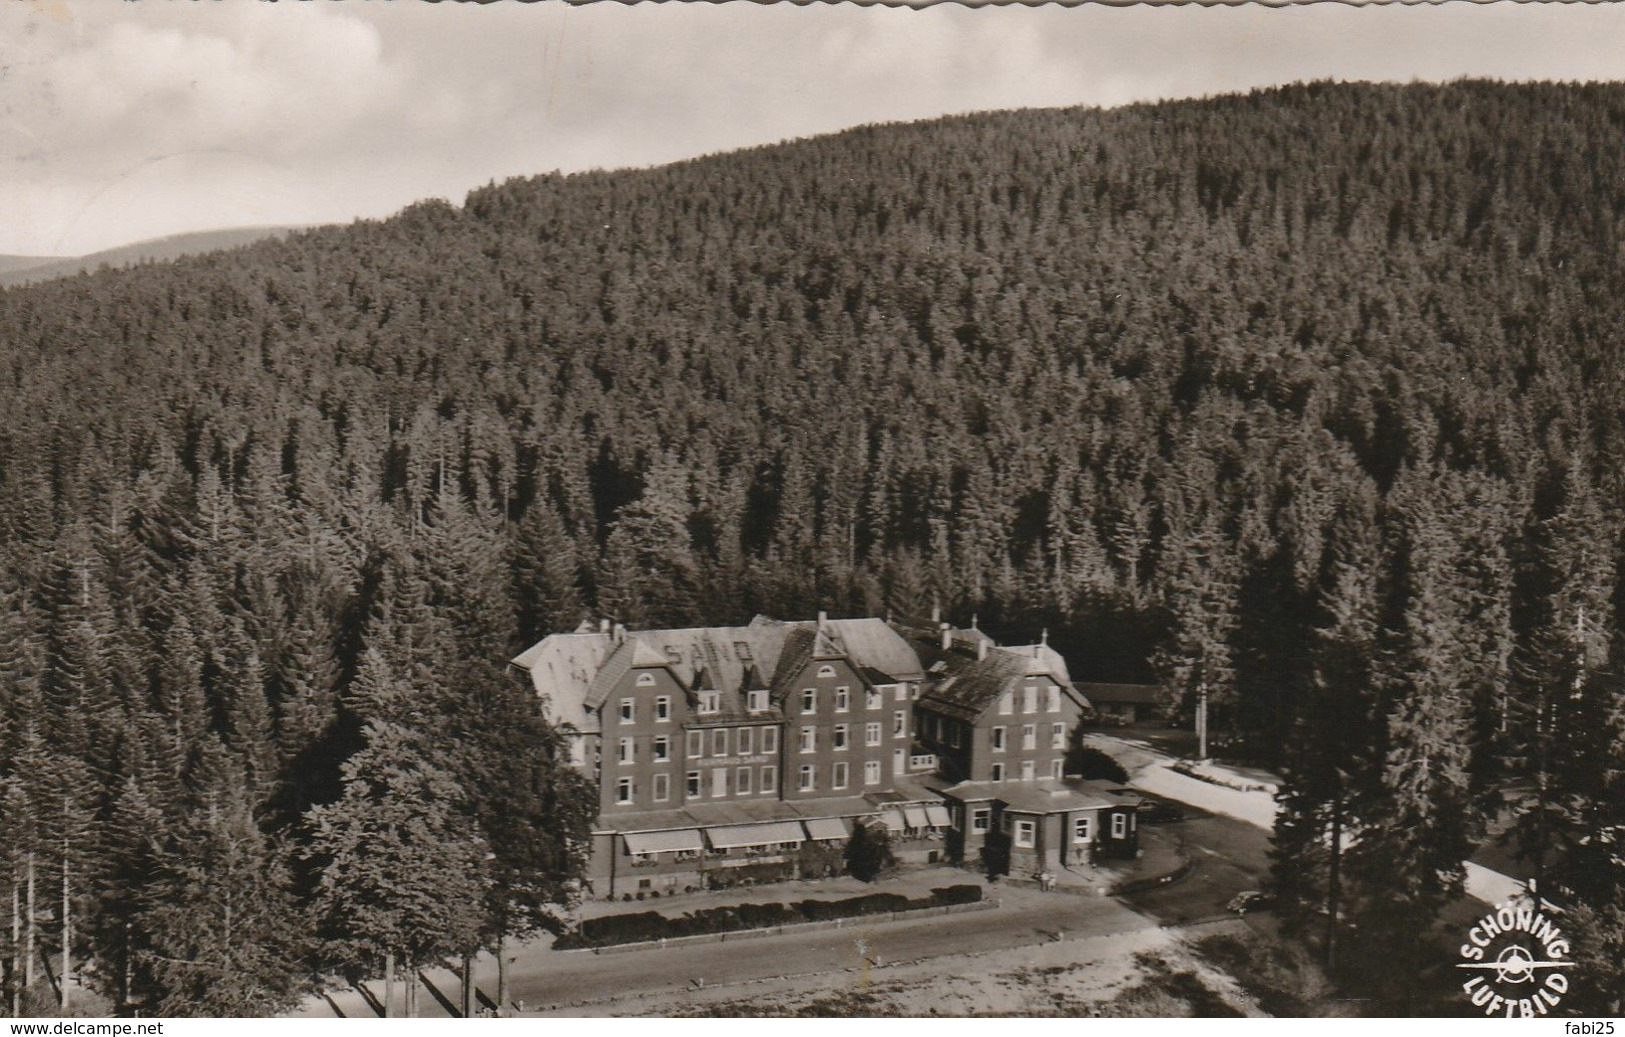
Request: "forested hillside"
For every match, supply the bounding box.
[1,80,1623,1014]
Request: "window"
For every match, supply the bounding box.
[663,646,681,665]
[686,771,701,797]
[865,722,882,747]
[620,698,635,723]
[615,777,633,804]
[637,673,656,687]
[972,808,991,833]
[1050,758,1064,779]
[800,727,816,753]
[1111,813,1127,839]
[712,768,728,798]
[1073,816,1092,843]
[711,729,728,757]
[832,762,849,789]
[652,735,669,762]
[1023,685,1037,714]
[762,726,779,754]
[991,762,1005,782]
[736,767,752,795]
[998,691,1013,715]
[653,773,670,802]
[1051,722,1066,749]
[817,665,836,678]
[686,731,703,759]
[699,691,720,714]
[897,684,910,702]
[833,724,849,750]
[801,689,816,714]
[747,689,768,712]
[761,766,777,793]
[893,710,906,737]
[656,695,671,722]
[617,737,634,764]
[1022,724,1036,751]
[992,726,1006,752]
[835,687,850,712]
[737,727,754,755]
[864,760,882,785]
[798,765,815,792]
[866,688,883,710]
[1047,685,1061,712]
[734,641,753,661]
[1020,760,1035,781]
[947,723,962,749]
[1014,819,1036,848]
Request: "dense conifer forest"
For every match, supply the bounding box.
[1,80,1623,1015]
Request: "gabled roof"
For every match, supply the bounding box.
[509,631,616,733]
[919,642,1087,719]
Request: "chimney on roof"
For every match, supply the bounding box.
[930,599,940,625]
[1036,628,1048,658]
[613,623,626,644]
[977,638,988,662]
[940,622,951,651]
[599,617,611,635]
[971,614,979,631]
[817,610,828,629]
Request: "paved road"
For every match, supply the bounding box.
[1122,815,1272,926]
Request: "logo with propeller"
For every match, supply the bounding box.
[1457,896,1574,1018]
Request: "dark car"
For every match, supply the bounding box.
[1139,800,1186,824]
[1226,890,1276,916]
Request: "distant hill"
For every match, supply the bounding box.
[0,225,308,287]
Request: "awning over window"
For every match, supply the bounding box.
[706,821,807,849]
[876,809,907,832]
[901,805,930,829]
[623,829,704,855]
[803,817,850,841]
[924,804,952,827]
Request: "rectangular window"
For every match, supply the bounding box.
[832,761,849,790]
[761,766,777,793]
[686,771,701,797]
[800,727,816,753]
[947,723,961,749]
[992,726,1006,752]
[615,777,633,804]
[712,767,728,798]
[798,765,815,792]
[620,698,635,723]
[699,691,720,714]
[801,689,816,714]
[652,735,670,762]
[1023,686,1037,714]
[1112,813,1127,839]
[864,760,881,785]
[734,641,753,661]
[762,726,779,754]
[835,687,850,712]
[652,772,670,802]
[1022,724,1036,751]
[1014,820,1035,848]
[747,689,768,712]
[896,684,909,702]
[1047,685,1061,713]
[686,730,703,759]
[656,695,671,721]
[972,808,991,833]
[1020,760,1035,782]
[1050,758,1064,779]
[737,727,754,755]
[736,767,752,795]
[618,737,635,764]
[712,729,728,757]
[833,724,849,750]
[991,762,1005,782]
[866,688,883,710]
[893,710,906,737]
[998,692,1013,716]
[1051,722,1066,750]
[865,722,882,747]
[1073,816,1092,843]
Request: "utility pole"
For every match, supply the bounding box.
[1196,679,1209,761]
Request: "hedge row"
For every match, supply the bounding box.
[557,885,983,949]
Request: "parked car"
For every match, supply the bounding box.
[1226,890,1276,916]
[1140,800,1186,824]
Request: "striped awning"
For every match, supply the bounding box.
[706,821,806,849]
[924,804,952,827]
[901,805,930,829]
[876,809,907,832]
[623,829,704,855]
[803,817,851,841]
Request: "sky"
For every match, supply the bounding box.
[4,0,1625,257]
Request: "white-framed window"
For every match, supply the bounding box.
[972,808,991,833]
[686,771,701,796]
[1047,685,1061,712]
[897,684,910,702]
[894,710,907,737]
[1023,685,1037,714]
[620,698,635,723]
[712,768,728,798]
[798,765,816,791]
[835,687,850,712]
[817,665,836,678]
[656,695,671,721]
[832,762,849,789]
[747,689,768,712]
[800,727,817,753]
[1022,724,1036,750]
[1073,816,1092,843]
[991,762,1005,782]
[866,688,883,710]
[637,673,656,687]
[1020,760,1035,782]
[998,691,1013,715]
[653,735,670,762]
[686,730,703,758]
[1014,819,1036,848]
[699,691,720,714]
[618,737,634,764]
[865,722,882,747]
[761,766,777,792]
[615,777,633,804]
[833,724,849,750]
[992,726,1006,752]
[1050,758,1064,779]
[801,689,816,714]
[737,727,754,755]
[864,760,882,785]
[736,767,753,795]
[653,773,670,802]
[762,726,779,754]
[1051,722,1066,749]
[1112,813,1127,839]
[712,729,728,757]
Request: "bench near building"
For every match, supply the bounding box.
[511,613,1141,897]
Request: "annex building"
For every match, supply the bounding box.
[510,613,1142,897]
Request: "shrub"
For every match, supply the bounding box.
[844,824,898,882]
[579,910,669,945]
[929,884,983,906]
[1066,745,1131,784]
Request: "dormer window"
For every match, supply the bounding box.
[735,641,753,661]
[663,646,682,665]
[699,691,720,714]
[747,689,768,712]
